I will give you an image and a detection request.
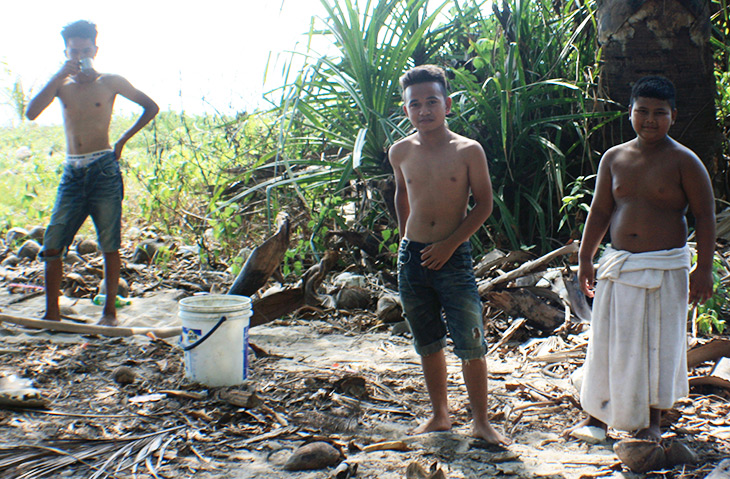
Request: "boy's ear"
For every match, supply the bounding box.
[671,108,677,124]
[445,96,452,114]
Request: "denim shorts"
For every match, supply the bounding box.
[40,151,124,261]
[397,239,487,360]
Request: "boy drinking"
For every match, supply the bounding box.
[389,64,508,445]
[26,20,159,326]
[568,76,715,441]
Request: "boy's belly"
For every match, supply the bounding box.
[610,206,688,253]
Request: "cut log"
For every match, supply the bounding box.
[0,314,181,338]
[228,213,290,297]
[486,288,564,331]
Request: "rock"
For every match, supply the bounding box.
[376,294,403,323]
[27,226,45,242]
[663,438,697,466]
[16,240,41,261]
[99,277,130,298]
[112,366,136,385]
[131,238,166,264]
[284,441,343,471]
[335,286,372,310]
[705,459,730,479]
[614,438,666,473]
[76,239,98,255]
[332,272,367,289]
[63,252,85,265]
[391,320,411,336]
[1,255,20,267]
[5,227,29,245]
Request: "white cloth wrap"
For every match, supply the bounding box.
[579,245,690,431]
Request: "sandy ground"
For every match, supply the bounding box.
[1,286,729,478]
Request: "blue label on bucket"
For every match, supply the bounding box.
[182,327,202,345]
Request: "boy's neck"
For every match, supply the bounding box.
[635,134,672,150]
[416,124,451,145]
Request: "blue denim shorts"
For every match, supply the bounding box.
[40,151,124,261]
[397,239,487,360]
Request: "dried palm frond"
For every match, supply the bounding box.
[0,425,185,478]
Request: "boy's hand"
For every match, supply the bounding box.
[57,60,81,79]
[689,266,714,305]
[577,260,596,298]
[113,139,126,160]
[420,241,457,270]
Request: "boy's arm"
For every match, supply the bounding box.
[682,153,716,305]
[25,61,80,120]
[389,144,410,240]
[108,75,159,159]
[577,152,615,297]
[421,142,492,270]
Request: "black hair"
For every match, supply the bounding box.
[399,64,449,98]
[629,75,676,109]
[61,20,98,46]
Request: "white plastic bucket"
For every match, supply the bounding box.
[179,294,252,386]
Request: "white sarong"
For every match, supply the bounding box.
[579,246,690,431]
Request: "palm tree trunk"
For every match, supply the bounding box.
[597,0,721,174]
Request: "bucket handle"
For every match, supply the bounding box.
[181,315,227,351]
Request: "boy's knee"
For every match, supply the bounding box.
[39,248,63,262]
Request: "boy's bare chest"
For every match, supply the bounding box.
[59,81,115,116]
[401,156,467,188]
[611,157,685,206]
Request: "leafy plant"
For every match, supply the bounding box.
[691,253,729,335]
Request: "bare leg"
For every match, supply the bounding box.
[43,254,63,321]
[98,251,120,326]
[462,357,510,445]
[411,349,451,434]
[563,414,607,438]
[635,408,662,442]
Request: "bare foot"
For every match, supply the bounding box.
[472,422,511,446]
[97,314,118,327]
[635,425,662,442]
[409,415,451,435]
[562,416,607,438]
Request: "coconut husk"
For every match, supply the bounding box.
[613,438,666,473]
[284,441,343,471]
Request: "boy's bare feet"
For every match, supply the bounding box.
[473,421,511,446]
[98,314,118,326]
[42,313,61,322]
[410,415,451,435]
[563,415,607,438]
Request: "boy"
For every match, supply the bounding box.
[26,20,159,326]
[389,64,508,446]
[568,76,715,442]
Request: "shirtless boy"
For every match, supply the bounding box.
[389,64,508,445]
[567,76,715,442]
[26,20,159,326]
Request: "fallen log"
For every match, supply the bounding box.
[250,250,339,328]
[478,242,579,295]
[228,213,290,297]
[486,288,564,331]
[687,338,730,369]
[0,314,182,338]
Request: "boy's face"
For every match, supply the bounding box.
[629,96,676,143]
[64,37,98,62]
[403,82,451,133]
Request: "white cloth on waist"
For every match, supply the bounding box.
[66,149,113,168]
[579,245,690,431]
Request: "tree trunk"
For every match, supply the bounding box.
[597,0,721,176]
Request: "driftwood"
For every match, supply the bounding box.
[486,288,565,331]
[0,314,182,338]
[687,338,730,369]
[477,242,579,295]
[228,213,290,297]
[250,251,339,327]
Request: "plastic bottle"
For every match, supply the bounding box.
[92,294,132,308]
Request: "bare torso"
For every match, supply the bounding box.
[58,74,117,154]
[392,132,477,243]
[607,138,690,252]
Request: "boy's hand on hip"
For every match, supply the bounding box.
[113,140,125,160]
[420,242,456,271]
[689,267,714,305]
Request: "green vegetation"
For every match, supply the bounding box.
[1,0,730,338]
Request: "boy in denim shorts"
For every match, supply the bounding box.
[26,20,158,326]
[389,65,508,445]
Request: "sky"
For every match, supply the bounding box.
[0,0,329,126]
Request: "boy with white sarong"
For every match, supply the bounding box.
[566,76,716,442]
